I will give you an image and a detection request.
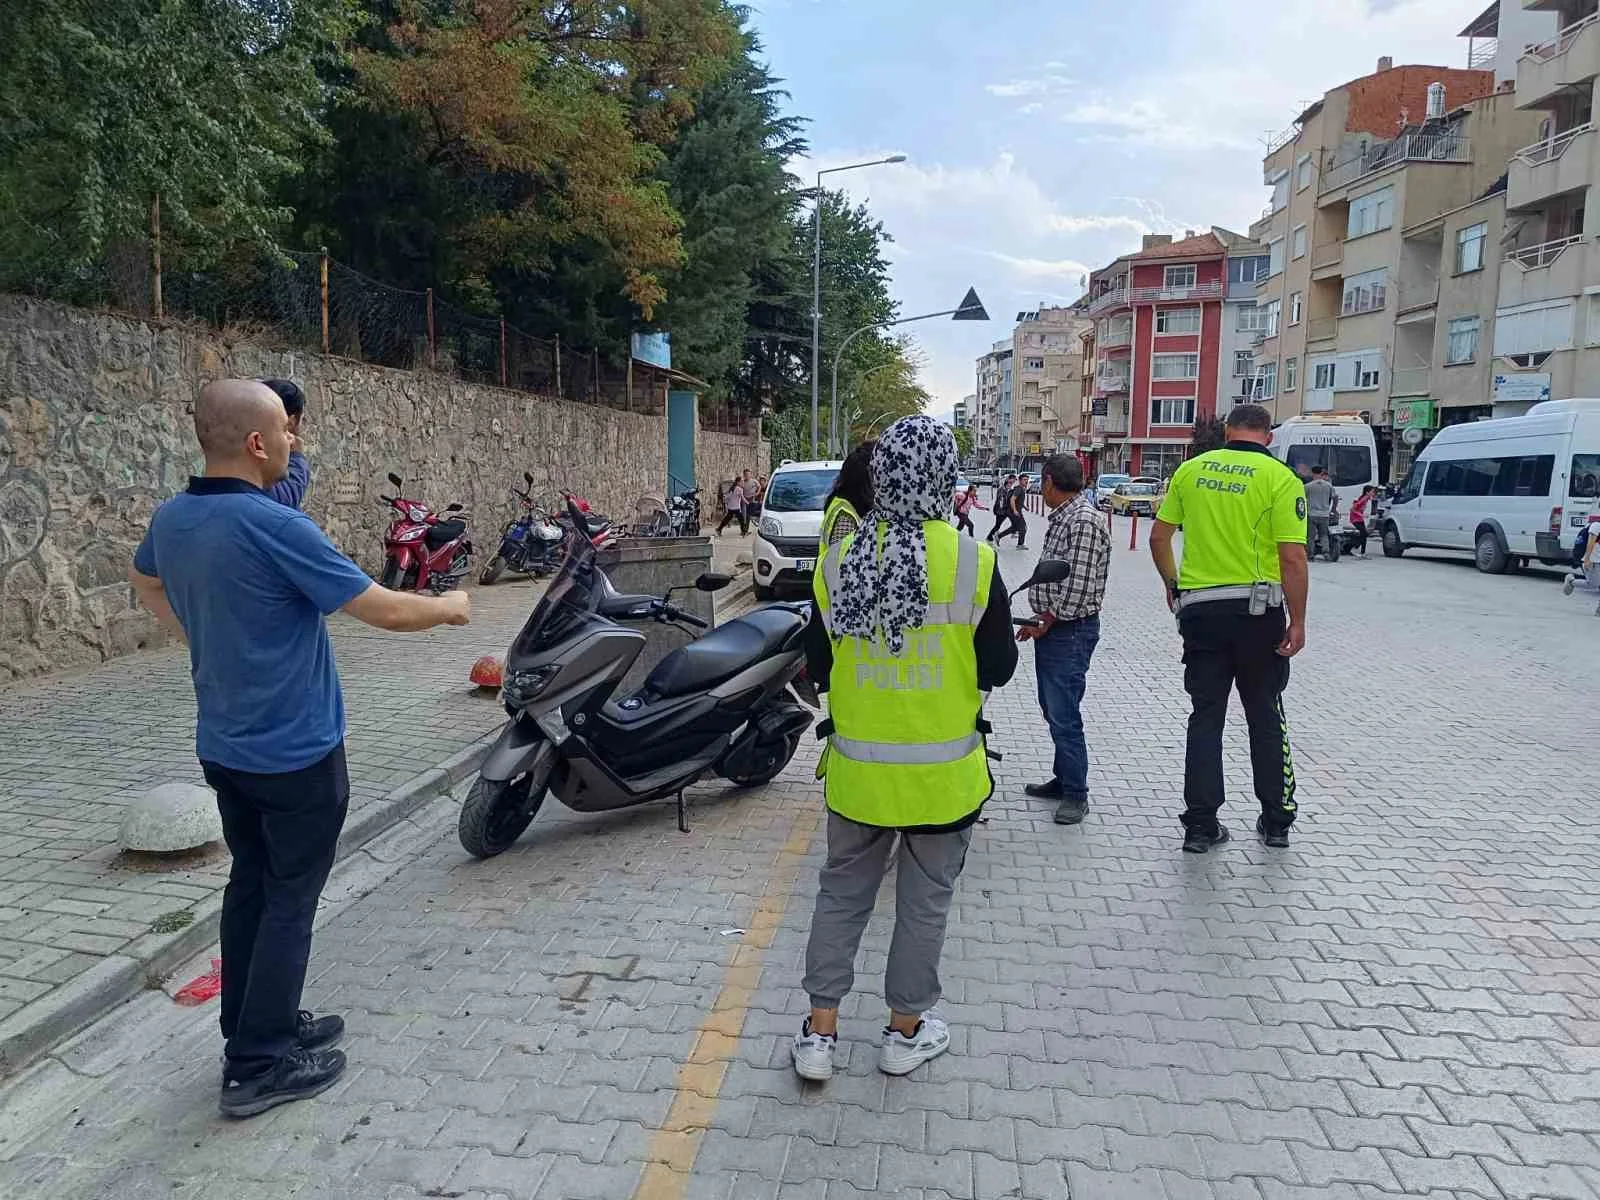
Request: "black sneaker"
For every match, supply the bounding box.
[1054,796,1089,825]
[1023,778,1061,799]
[1256,818,1291,848]
[297,1010,345,1051]
[1182,824,1231,854]
[220,1048,347,1119]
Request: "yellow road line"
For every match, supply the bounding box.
[632,806,822,1199]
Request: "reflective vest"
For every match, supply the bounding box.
[813,521,994,828]
[818,496,858,556]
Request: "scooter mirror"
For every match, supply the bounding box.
[694,572,732,593]
[387,472,403,488]
[1011,558,1069,597]
[446,502,464,512]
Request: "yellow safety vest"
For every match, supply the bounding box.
[812,520,994,828]
[818,496,858,556]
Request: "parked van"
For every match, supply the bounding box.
[1380,398,1600,573]
[751,458,841,600]
[1267,416,1379,530]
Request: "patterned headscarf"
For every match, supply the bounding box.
[831,415,957,654]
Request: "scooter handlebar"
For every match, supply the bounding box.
[663,604,708,629]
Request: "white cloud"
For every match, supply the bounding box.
[984,253,1095,282]
[985,73,1075,99]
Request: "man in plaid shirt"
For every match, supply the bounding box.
[1016,454,1111,824]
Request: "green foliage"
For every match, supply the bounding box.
[1190,414,1228,455]
[952,425,975,462]
[0,0,358,291]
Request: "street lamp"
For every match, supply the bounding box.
[830,288,990,445]
[811,154,907,458]
[836,360,901,456]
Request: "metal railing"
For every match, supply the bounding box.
[1468,38,1497,69]
[1320,132,1471,192]
[1514,122,1595,166]
[1097,324,1133,348]
[1129,280,1224,304]
[1506,234,1587,269]
[1095,370,1131,394]
[1390,366,1432,396]
[1088,287,1129,314]
[1523,11,1598,63]
[1265,121,1302,156]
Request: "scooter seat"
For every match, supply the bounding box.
[425,518,466,549]
[643,607,805,698]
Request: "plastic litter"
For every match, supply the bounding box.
[719,929,746,938]
[174,958,223,1006]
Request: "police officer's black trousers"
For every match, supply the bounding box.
[1177,601,1297,836]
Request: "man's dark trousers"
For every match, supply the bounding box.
[1177,600,1296,836]
[200,743,350,1076]
[1035,615,1099,803]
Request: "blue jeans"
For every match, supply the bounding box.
[1034,615,1100,801]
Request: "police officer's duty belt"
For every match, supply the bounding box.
[1174,584,1284,612]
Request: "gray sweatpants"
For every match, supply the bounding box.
[802,810,973,1015]
[1308,514,1334,558]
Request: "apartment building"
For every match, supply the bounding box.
[1084,230,1246,477]
[1009,303,1092,464]
[953,395,972,432]
[973,341,1012,464]
[1497,0,1600,412]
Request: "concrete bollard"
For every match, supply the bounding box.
[119,782,222,854]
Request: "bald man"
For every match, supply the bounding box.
[130,379,470,1119]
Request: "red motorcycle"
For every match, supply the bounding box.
[558,490,617,550]
[378,471,473,593]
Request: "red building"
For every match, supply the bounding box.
[1086,231,1233,479]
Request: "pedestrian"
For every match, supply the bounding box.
[1304,465,1338,562]
[953,483,984,536]
[986,474,1016,542]
[128,379,472,1117]
[1147,403,1308,853]
[1017,454,1111,825]
[717,475,747,535]
[1001,477,1029,549]
[1348,484,1378,556]
[820,441,875,553]
[743,469,765,518]
[793,415,1018,1083]
[260,378,309,509]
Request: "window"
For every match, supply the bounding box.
[1290,292,1303,326]
[1265,299,1282,337]
[1572,454,1600,498]
[1152,352,1199,380]
[1495,301,1576,356]
[1292,225,1308,259]
[1229,255,1270,284]
[1347,186,1395,238]
[1313,362,1336,390]
[1234,350,1255,377]
[1156,307,1201,334]
[1271,173,1290,213]
[1164,264,1197,289]
[1296,154,1313,191]
[1268,238,1285,277]
[1350,358,1380,389]
[1424,455,1556,498]
[1589,296,1600,346]
[1446,317,1480,365]
[1284,356,1298,392]
[1253,361,1278,400]
[1395,460,1424,504]
[1455,222,1487,274]
[1152,396,1197,425]
[1285,445,1375,488]
[1238,304,1270,332]
[1342,268,1388,316]
[1024,357,1045,370]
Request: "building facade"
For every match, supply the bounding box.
[974,341,1013,465]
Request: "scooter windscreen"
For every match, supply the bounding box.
[507,501,600,661]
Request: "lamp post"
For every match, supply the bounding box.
[830,288,990,445]
[811,154,907,458]
[836,360,901,456]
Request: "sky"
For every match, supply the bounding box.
[751,0,1494,421]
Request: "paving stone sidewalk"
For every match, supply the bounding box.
[2,536,1599,1198]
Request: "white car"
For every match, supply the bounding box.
[752,459,841,600]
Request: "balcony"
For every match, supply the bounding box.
[1517,12,1600,110]
[1319,132,1472,193]
[1097,324,1133,349]
[1129,280,1224,304]
[1091,412,1130,437]
[1396,279,1440,317]
[1311,239,1344,281]
[1509,123,1598,211]
[1089,287,1130,315]
[1306,317,1338,344]
[1499,235,1597,307]
[1095,369,1131,395]
[1390,365,1432,397]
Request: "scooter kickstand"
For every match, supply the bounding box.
[676,790,689,834]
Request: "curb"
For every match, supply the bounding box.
[0,735,495,1081]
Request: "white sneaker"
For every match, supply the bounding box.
[1564,575,1578,596]
[878,1015,951,1076]
[791,1021,837,1082]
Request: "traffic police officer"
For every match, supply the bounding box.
[790,415,1017,1085]
[1148,403,1309,853]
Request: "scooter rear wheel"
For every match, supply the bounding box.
[459,774,545,859]
[479,556,504,586]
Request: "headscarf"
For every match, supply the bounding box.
[831,414,957,654]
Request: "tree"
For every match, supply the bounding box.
[0,0,357,293]
[952,425,975,462]
[1190,414,1227,456]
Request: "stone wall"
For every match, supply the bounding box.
[695,429,769,523]
[0,296,765,679]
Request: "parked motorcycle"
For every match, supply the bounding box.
[480,472,567,585]
[556,491,617,550]
[377,472,472,594]
[667,488,701,536]
[458,500,816,858]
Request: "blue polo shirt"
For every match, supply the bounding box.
[134,477,372,774]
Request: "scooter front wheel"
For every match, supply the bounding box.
[479,556,504,586]
[459,773,545,858]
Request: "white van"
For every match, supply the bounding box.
[1267,416,1379,530]
[751,459,841,600]
[1381,397,1600,572]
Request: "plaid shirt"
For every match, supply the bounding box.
[1029,491,1110,621]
